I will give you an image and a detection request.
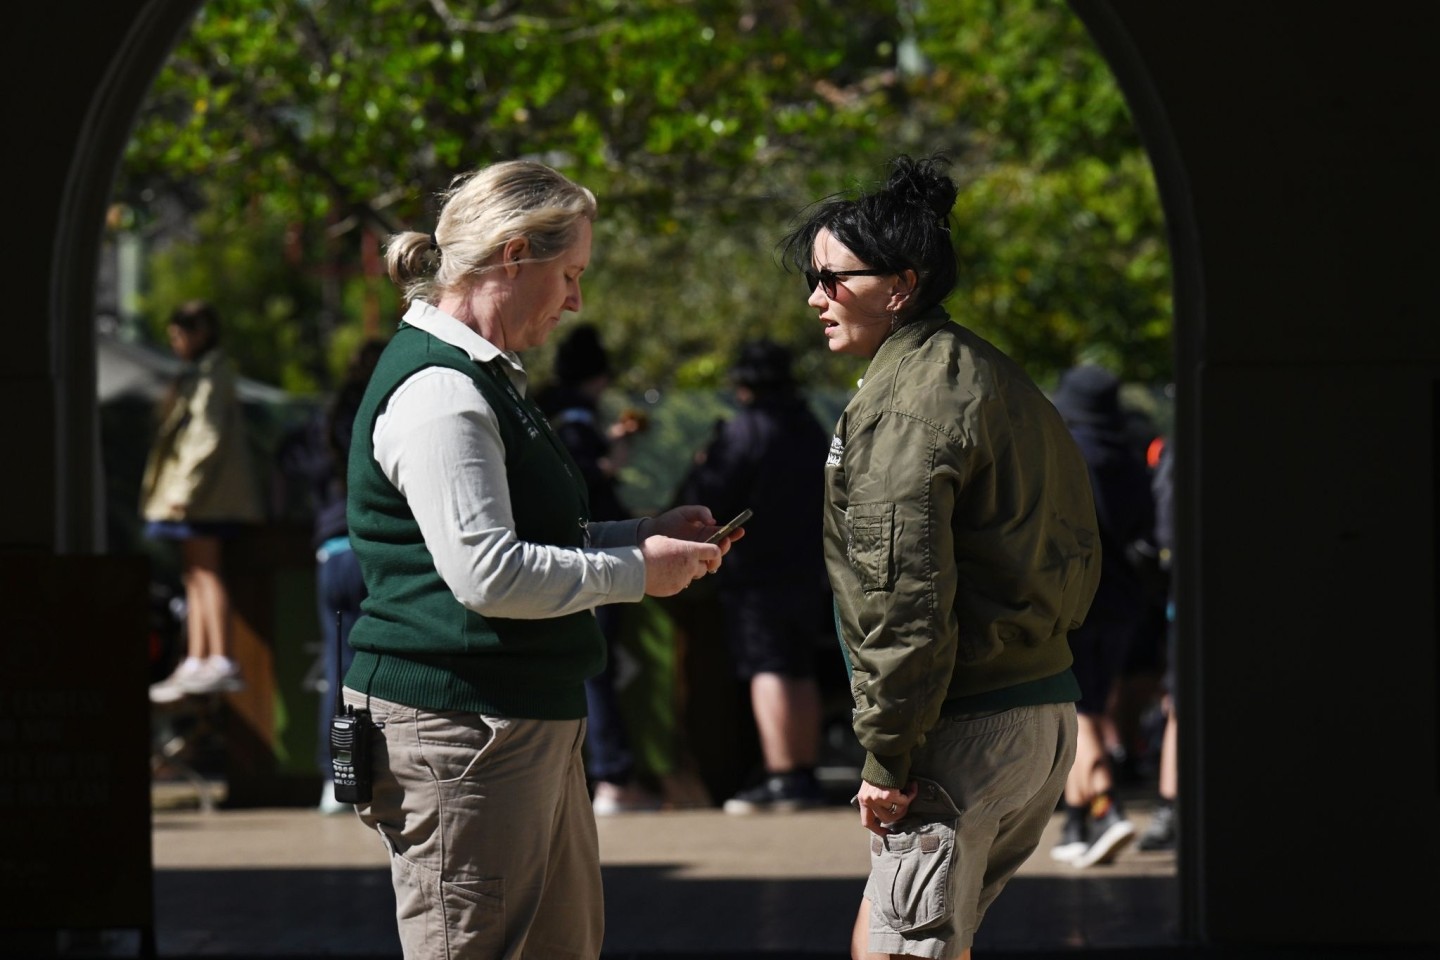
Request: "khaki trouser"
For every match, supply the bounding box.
[344,689,603,960]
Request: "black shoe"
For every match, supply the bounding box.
[722,771,824,814]
[1072,795,1136,867]
[1050,806,1090,863]
[1137,802,1177,851]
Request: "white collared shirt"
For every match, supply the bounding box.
[370,301,647,619]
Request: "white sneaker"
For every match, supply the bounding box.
[149,659,206,704]
[179,657,245,695]
[591,781,662,816]
[148,672,189,704]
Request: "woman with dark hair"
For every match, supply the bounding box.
[779,156,1101,960]
[142,299,264,704]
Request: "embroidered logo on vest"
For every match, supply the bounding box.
[496,376,542,440]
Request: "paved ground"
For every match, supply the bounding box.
[138,779,1179,959]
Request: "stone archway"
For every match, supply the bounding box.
[48,0,1194,949]
[25,0,1440,954]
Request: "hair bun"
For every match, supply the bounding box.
[887,154,958,223]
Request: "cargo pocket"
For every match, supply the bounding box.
[442,874,506,956]
[386,838,506,957]
[865,778,960,933]
[847,502,895,592]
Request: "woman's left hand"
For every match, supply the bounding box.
[854,779,919,837]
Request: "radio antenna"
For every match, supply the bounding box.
[334,610,345,716]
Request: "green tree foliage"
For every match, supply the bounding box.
[912,0,1172,381]
[115,0,1170,394]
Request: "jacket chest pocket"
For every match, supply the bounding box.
[846,502,895,592]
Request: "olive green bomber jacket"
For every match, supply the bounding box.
[824,308,1101,788]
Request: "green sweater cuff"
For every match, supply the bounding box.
[861,751,910,789]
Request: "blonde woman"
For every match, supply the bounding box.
[342,160,736,959]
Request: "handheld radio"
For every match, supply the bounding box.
[328,610,373,804]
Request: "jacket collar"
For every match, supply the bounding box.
[863,305,952,381]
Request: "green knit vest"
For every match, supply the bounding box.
[343,325,604,719]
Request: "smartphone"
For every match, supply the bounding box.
[706,508,753,544]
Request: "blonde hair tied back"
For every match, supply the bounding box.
[384,159,598,306]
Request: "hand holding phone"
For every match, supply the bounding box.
[706,508,753,544]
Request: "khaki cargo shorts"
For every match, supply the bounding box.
[864,702,1077,958]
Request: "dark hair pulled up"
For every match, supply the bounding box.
[778,154,959,322]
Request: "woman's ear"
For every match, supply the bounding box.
[502,237,529,274]
[888,269,919,312]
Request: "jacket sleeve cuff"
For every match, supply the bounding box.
[861,751,910,789]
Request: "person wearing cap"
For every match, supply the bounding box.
[676,339,833,813]
[1046,363,1157,868]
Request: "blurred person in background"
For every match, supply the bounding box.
[280,337,387,813]
[677,339,832,813]
[143,300,264,704]
[1047,363,1156,869]
[535,323,662,815]
[1137,435,1178,851]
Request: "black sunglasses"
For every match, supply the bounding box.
[804,267,891,299]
